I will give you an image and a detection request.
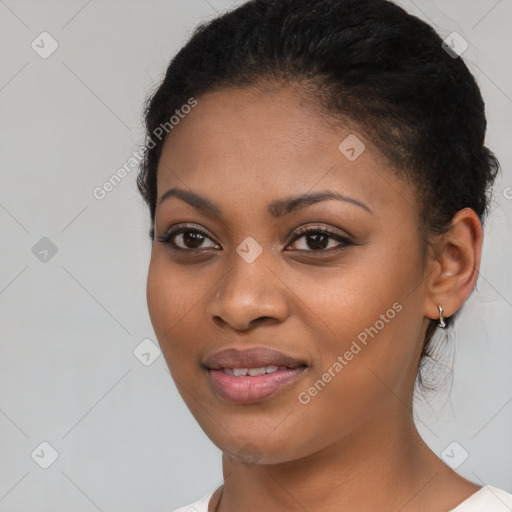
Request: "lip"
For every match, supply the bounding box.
[207,367,308,404]
[203,347,309,405]
[203,347,307,370]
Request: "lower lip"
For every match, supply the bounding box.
[207,367,308,404]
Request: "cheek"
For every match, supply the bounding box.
[291,245,424,418]
[146,252,200,367]
[146,256,172,339]
[299,245,413,350]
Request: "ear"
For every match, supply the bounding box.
[424,208,483,323]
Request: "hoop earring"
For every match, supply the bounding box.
[438,304,446,328]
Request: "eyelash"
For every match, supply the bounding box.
[157,223,354,254]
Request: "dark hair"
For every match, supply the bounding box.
[136,0,499,391]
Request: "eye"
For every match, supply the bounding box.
[287,225,353,252]
[157,224,220,251]
[157,224,354,253]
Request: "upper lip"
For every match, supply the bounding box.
[203,347,308,370]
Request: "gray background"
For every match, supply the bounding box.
[0,0,510,510]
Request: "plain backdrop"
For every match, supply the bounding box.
[0,0,511,510]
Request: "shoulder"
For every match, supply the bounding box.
[168,490,215,512]
[450,485,512,511]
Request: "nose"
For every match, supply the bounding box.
[207,253,291,332]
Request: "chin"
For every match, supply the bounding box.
[202,423,310,466]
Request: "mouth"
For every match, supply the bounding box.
[203,347,309,404]
[203,346,308,370]
[219,364,304,376]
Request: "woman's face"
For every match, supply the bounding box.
[147,85,432,464]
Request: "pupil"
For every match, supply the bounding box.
[308,233,328,250]
[184,231,204,248]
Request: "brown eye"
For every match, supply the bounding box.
[177,230,208,249]
[288,227,353,252]
[158,225,220,250]
[157,224,353,254]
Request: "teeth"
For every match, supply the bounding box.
[248,367,266,376]
[222,365,282,376]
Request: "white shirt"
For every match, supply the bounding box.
[170,485,512,512]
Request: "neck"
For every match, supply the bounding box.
[215,401,474,512]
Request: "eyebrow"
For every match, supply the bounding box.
[158,187,373,217]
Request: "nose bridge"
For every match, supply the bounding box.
[208,237,289,329]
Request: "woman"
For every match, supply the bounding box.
[136,0,512,510]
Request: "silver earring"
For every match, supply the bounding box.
[438,304,446,328]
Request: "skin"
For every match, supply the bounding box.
[146,85,483,511]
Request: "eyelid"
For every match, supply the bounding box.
[162,222,215,239]
[290,223,353,241]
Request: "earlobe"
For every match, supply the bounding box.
[423,208,483,323]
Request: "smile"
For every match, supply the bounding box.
[207,365,308,404]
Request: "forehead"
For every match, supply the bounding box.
[156,86,414,218]
[162,86,336,162]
